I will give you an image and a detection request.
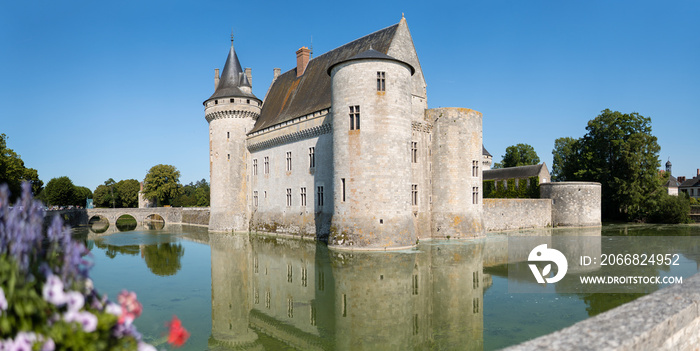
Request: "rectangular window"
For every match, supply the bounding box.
[412,184,418,206]
[472,160,479,177]
[264,157,269,174]
[349,105,360,130]
[412,274,419,295]
[286,152,292,171]
[472,187,479,204]
[377,71,386,91]
[309,147,315,168]
[411,142,418,163]
[300,187,307,206]
[286,188,292,206]
[253,191,258,207]
[227,131,230,139]
[341,178,346,202]
[317,186,324,206]
[253,159,258,175]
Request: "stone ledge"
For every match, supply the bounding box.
[504,272,700,351]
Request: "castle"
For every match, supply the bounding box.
[207,17,593,250]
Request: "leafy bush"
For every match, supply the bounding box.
[484,176,540,199]
[0,183,189,350]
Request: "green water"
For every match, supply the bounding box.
[79,224,700,350]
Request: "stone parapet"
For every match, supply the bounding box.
[504,272,700,351]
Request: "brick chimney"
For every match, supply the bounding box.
[678,176,686,183]
[697,169,699,177]
[296,47,311,77]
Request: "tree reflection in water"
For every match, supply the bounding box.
[143,242,185,276]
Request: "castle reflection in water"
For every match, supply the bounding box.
[207,227,606,350]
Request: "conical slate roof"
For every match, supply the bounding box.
[207,44,258,101]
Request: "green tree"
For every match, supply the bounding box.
[73,186,93,207]
[115,179,140,208]
[494,143,540,169]
[551,137,578,181]
[0,133,42,201]
[556,109,662,221]
[143,164,182,206]
[44,176,77,206]
[92,184,111,208]
[194,178,210,207]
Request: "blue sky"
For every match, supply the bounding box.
[1,1,698,191]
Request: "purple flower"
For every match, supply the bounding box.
[63,310,97,332]
[12,332,36,351]
[0,288,7,311]
[40,338,55,351]
[105,302,122,316]
[0,339,13,351]
[65,291,84,312]
[42,275,66,306]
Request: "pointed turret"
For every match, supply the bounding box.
[207,43,258,102]
[204,37,261,232]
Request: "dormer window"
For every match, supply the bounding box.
[230,98,234,103]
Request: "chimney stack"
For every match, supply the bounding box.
[273,68,281,80]
[678,176,686,183]
[245,68,252,88]
[296,47,311,77]
[697,169,699,176]
[214,68,220,89]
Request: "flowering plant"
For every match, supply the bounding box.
[0,183,187,350]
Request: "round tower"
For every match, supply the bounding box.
[428,107,484,239]
[327,49,416,249]
[204,39,261,232]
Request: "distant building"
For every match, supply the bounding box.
[483,163,550,189]
[663,160,680,196]
[679,169,700,199]
[482,146,492,170]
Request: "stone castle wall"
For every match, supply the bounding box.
[483,199,552,232]
[247,113,333,237]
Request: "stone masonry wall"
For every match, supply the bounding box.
[504,272,700,351]
[540,182,601,227]
[483,199,552,232]
[330,59,415,249]
[428,108,484,239]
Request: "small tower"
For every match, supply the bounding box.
[204,37,261,232]
[666,159,672,175]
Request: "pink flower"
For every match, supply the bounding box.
[117,290,142,324]
[167,316,189,348]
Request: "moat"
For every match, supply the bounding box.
[76,224,700,350]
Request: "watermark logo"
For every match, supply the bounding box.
[528,244,568,284]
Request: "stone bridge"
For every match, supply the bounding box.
[47,207,210,229]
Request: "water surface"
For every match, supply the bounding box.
[80,224,700,350]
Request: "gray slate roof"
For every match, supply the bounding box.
[482,146,491,157]
[680,176,700,188]
[665,175,680,188]
[207,44,258,102]
[326,48,415,75]
[483,163,547,181]
[250,23,400,134]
